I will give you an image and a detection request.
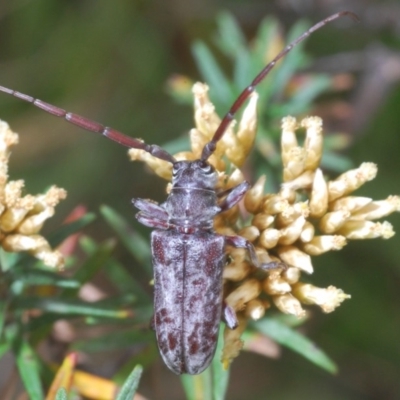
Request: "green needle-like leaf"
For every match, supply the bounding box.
[14,336,44,400]
[55,387,67,400]
[181,369,213,400]
[254,318,337,373]
[72,238,116,290]
[8,268,79,288]
[48,212,96,248]
[100,205,152,275]
[116,365,143,400]
[215,11,247,57]
[211,325,230,400]
[192,41,233,106]
[13,297,130,319]
[71,329,153,353]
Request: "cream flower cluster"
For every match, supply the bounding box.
[0,120,66,268]
[128,83,399,368]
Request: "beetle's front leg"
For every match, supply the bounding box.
[132,198,170,229]
[218,181,250,212]
[226,235,285,271]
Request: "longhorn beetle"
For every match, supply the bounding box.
[0,11,358,374]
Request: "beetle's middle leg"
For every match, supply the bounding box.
[225,235,285,271]
[221,233,285,331]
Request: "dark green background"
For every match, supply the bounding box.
[0,1,399,399]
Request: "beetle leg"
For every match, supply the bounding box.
[225,235,285,271]
[218,181,250,212]
[133,198,170,229]
[222,302,239,329]
[136,212,170,229]
[132,198,168,219]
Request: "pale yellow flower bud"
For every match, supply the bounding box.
[281,170,314,191]
[0,207,30,232]
[1,233,64,268]
[245,299,266,320]
[238,226,259,242]
[282,266,301,284]
[128,148,172,180]
[283,147,306,182]
[28,187,66,217]
[338,220,395,239]
[329,196,372,213]
[279,185,297,203]
[213,214,225,230]
[222,315,247,370]
[351,195,400,221]
[219,204,239,225]
[299,221,315,242]
[252,213,274,231]
[167,74,193,94]
[273,293,306,317]
[226,168,245,189]
[255,247,277,265]
[276,245,313,273]
[215,226,237,236]
[292,283,351,313]
[319,210,351,233]
[35,249,64,269]
[301,116,323,170]
[174,150,198,164]
[0,121,66,268]
[189,128,209,159]
[0,120,18,195]
[263,195,289,215]
[278,216,306,245]
[328,163,378,201]
[5,180,25,208]
[223,260,252,281]
[303,235,347,255]
[263,274,292,295]
[42,186,67,208]
[0,120,19,154]
[16,207,55,235]
[235,92,258,166]
[276,201,309,226]
[220,129,239,166]
[193,83,220,140]
[227,247,245,263]
[226,279,261,311]
[281,116,298,167]
[244,175,266,213]
[2,233,47,252]
[309,169,328,218]
[259,228,281,249]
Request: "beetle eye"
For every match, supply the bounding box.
[198,161,213,174]
[172,164,179,176]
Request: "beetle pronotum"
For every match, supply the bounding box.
[0,11,358,374]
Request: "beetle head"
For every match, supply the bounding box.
[171,160,218,190]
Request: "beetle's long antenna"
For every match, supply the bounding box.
[200,10,359,161]
[0,86,177,164]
